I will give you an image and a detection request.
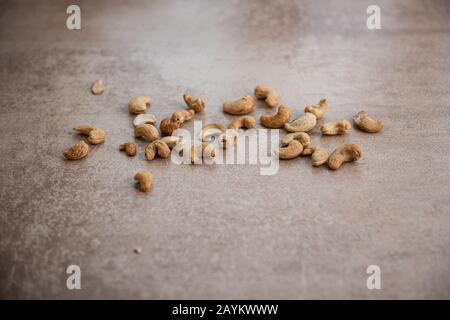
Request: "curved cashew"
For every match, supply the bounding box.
[311,148,329,166]
[145,140,171,160]
[73,125,106,145]
[134,170,153,192]
[91,80,105,95]
[161,136,185,149]
[254,84,280,108]
[301,146,316,156]
[190,142,216,164]
[183,94,206,113]
[260,105,291,129]
[353,111,384,133]
[228,116,256,131]
[200,123,226,142]
[64,140,89,160]
[223,95,256,115]
[133,113,157,127]
[119,142,136,157]
[284,112,317,132]
[321,120,351,135]
[171,109,195,123]
[281,132,310,148]
[277,140,303,160]
[160,118,181,136]
[304,98,328,119]
[328,144,362,170]
[128,96,151,114]
[134,124,160,142]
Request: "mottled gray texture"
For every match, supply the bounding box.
[0,0,449,299]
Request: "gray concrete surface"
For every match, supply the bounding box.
[0,0,449,299]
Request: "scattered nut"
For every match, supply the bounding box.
[91,80,105,95]
[277,140,303,160]
[223,95,256,115]
[321,120,352,135]
[254,84,280,108]
[63,140,89,160]
[134,170,153,192]
[128,96,151,114]
[190,142,216,164]
[304,98,328,119]
[160,117,181,136]
[353,111,384,133]
[328,144,362,170]
[134,124,160,142]
[145,140,171,160]
[228,116,256,131]
[119,142,137,156]
[281,132,311,148]
[183,94,206,113]
[311,148,329,166]
[73,125,106,145]
[171,109,195,123]
[260,105,291,128]
[133,113,157,127]
[161,136,185,149]
[284,112,317,132]
[200,123,226,142]
[301,146,316,156]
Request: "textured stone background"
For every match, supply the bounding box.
[0,0,449,299]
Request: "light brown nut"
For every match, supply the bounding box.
[134,124,159,142]
[353,111,384,133]
[284,112,317,132]
[304,98,328,119]
[119,142,136,157]
[281,132,310,147]
[311,148,329,166]
[254,84,280,108]
[328,144,362,170]
[183,94,206,113]
[260,105,292,129]
[200,123,226,141]
[301,146,316,156]
[321,120,352,135]
[277,140,303,160]
[190,142,216,164]
[145,140,171,160]
[128,96,151,114]
[228,116,257,131]
[171,109,195,123]
[133,113,157,127]
[73,125,106,145]
[161,136,185,149]
[160,118,181,136]
[223,95,256,115]
[91,80,105,95]
[63,140,89,160]
[134,171,153,192]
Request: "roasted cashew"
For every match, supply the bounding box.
[228,116,256,131]
[133,113,157,127]
[171,109,195,123]
[311,148,329,166]
[134,124,160,142]
[183,94,206,113]
[91,80,105,95]
[321,120,351,135]
[223,96,256,115]
[254,84,280,108]
[353,111,384,133]
[160,136,185,149]
[328,144,362,170]
[134,170,153,192]
[260,105,291,129]
[281,132,311,148]
[190,142,216,164]
[64,140,89,160]
[277,140,304,160]
[128,96,151,114]
[119,142,137,156]
[145,140,171,160]
[304,98,328,119]
[284,112,317,132]
[73,125,106,145]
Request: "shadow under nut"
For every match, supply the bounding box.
[277,140,303,160]
[328,143,362,170]
[260,105,291,129]
[223,96,256,115]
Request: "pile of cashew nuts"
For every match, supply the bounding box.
[63,81,384,192]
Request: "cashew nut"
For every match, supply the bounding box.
[63,140,89,160]
[91,80,105,95]
[134,170,153,192]
[311,148,329,166]
[353,111,384,133]
[171,109,195,123]
[133,113,157,127]
[183,94,206,113]
[277,140,303,160]
[160,118,181,136]
[228,116,256,131]
[223,96,256,115]
[190,142,216,164]
[73,125,106,145]
[161,136,185,149]
[200,123,226,142]
[281,132,311,148]
[260,105,291,128]
[284,112,317,132]
[254,84,280,108]
[321,120,351,135]
[301,146,316,156]
[304,98,327,119]
[145,140,171,160]
[119,142,136,157]
[128,96,151,114]
[134,124,160,142]
[328,144,362,170]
